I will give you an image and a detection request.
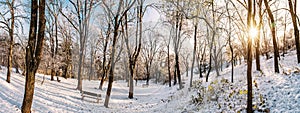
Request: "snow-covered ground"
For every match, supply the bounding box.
[0,51,299,113]
[0,66,183,113]
[183,51,300,113]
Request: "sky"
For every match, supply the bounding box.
[143,6,161,23]
[1,0,299,39]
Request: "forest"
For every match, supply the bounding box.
[0,0,299,113]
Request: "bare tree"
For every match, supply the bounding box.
[142,30,161,85]
[288,0,300,63]
[183,0,202,88]
[205,0,221,82]
[281,5,289,57]
[161,0,191,89]
[264,0,280,73]
[0,0,15,83]
[46,0,61,81]
[21,0,46,112]
[246,0,253,112]
[160,21,173,87]
[102,0,136,107]
[122,0,146,99]
[255,0,263,71]
[181,50,190,77]
[60,0,95,91]
[196,38,207,78]
[58,22,73,79]
[98,22,111,90]
[225,0,235,82]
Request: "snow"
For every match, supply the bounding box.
[0,66,180,113]
[0,51,299,113]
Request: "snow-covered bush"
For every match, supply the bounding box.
[191,80,205,105]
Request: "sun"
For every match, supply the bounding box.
[249,27,258,38]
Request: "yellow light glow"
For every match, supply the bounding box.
[249,27,258,38]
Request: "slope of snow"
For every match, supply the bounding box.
[0,51,299,113]
[0,66,180,113]
[182,51,300,113]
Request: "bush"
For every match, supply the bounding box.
[191,80,205,104]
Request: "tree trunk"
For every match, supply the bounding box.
[206,52,212,82]
[22,71,36,113]
[226,1,234,82]
[76,0,91,92]
[51,69,55,81]
[220,52,223,71]
[213,47,220,76]
[104,69,114,108]
[174,13,183,89]
[288,0,300,63]
[199,44,206,78]
[255,0,263,71]
[104,15,119,108]
[146,65,150,85]
[6,38,12,83]
[230,45,234,83]
[167,45,171,87]
[89,46,94,81]
[173,67,177,85]
[50,25,55,81]
[175,52,182,89]
[99,68,107,90]
[77,48,83,91]
[99,23,110,90]
[206,18,213,82]
[15,61,20,74]
[190,25,197,88]
[6,0,15,83]
[246,0,253,112]
[185,64,189,77]
[282,13,287,57]
[128,3,143,98]
[255,32,261,71]
[264,0,280,73]
[226,0,234,82]
[21,0,46,112]
[196,55,202,78]
[128,61,134,98]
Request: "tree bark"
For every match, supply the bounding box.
[128,2,143,98]
[77,45,84,91]
[190,25,197,88]
[89,45,94,81]
[104,15,120,108]
[6,0,15,83]
[50,20,55,80]
[99,23,111,90]
[247,0,253,112]
[226,1,234,83]
[167,44,171,87]
[146,63,150,85]
[21,0,46,112]
[174,11,183,89]
[6,28,13,83]
[206,52,212,82]
[264,0,280,73]
[282,13,287,57]
[255,0,263,71]
[288,0,300,63]
[199,43,206,78]
[128,61,135,98]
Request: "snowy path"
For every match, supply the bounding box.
[0,66,183,113]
